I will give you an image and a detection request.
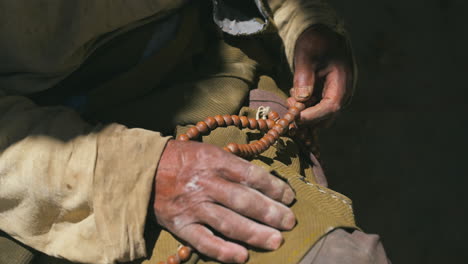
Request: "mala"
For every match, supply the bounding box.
[158,101,308,264]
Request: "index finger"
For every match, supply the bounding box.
[299,63,347,123]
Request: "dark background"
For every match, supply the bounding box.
[319,0,468,263]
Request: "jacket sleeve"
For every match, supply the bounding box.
[266,0,350,66]
[0,94,170,263]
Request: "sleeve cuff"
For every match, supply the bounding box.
[93,124,171,262]
[272,0,357,103]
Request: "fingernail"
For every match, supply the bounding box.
[235,250,249,263]
[281,212,296,230]
[296,87,311,99]
[266,232,283,250]
[282,188,295,205]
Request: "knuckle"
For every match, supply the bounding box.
[218,220,234,236]
[263,204,281,224]
[245,165,261,183]
[231,192,250,211]
[216,246,235,263]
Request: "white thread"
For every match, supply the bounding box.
[301,177,352,209]
[256,106,271,120]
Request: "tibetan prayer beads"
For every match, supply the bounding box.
[158,246,192,264]
[177,102,306,158]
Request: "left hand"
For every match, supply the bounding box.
[288,25,353,125]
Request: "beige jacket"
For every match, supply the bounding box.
[0,1,347,263]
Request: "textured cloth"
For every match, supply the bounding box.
[0,232,34,264]
[0,1,355,263]
[0,95,170,263]
[0,0,348,95]
[299,229,391,264]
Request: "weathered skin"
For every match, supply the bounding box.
[154,140,296,263]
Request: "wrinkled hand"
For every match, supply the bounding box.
[289,25,353,124]
[153,140,296,263]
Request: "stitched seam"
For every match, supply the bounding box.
[297,176,353,210]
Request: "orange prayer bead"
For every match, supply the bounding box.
[260,137,270,147]
[266,119,275,129]
[204,117,218,129]
[264,134,276,144]
[231,115,241,126]
[268,111,280,121]
[243,145,253,157]
[186,127,200,139]
[226,143,240,154]
[248,118,258,130]
[288,106,300,118]
[240,116,249,127]
[196,121,209,134]
[267,129,280,139]
[273,124,285,135]
[251,143,259,152]
[223,114,234,126]
[237,144,246,155]
[277,118,289,129]
[178,246,191,261]
[167,255,179,264]
[257,119,267,131]
[252,142,262,154]
[256,141,267,152]
[283,112,295,122]
[177,134,189,141]
[294,102,306,111]
[214,115,225,126]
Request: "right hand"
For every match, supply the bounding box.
[153,140,296,263]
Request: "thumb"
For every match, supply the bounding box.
[292,60,316,102]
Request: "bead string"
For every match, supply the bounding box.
[177,102,307,158]
[159,101,307,264]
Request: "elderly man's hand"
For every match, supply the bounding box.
[153,140,296,263]
[289,25,353,124]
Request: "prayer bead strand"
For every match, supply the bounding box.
[177,102,305,156]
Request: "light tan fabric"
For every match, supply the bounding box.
[0,1,350,263]
[0,96,170,263]
[268,0,346,68]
